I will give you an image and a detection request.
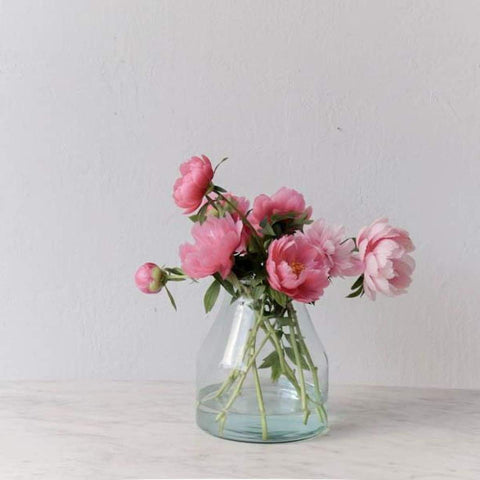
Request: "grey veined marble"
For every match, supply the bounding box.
[0,382,479,479]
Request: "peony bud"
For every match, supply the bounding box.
[135,262,167,294]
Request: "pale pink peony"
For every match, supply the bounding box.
[179,214,243,279]
[266,233,330,303]
[205,192,251,252]
[135,262,166,294]
[173,155,214,214]
[306,219,362,277]
[249,187,312,232]
[357,218,415,300]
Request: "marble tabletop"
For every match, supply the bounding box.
[0,382,478,479]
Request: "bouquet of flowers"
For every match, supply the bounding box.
[135,155,415,441]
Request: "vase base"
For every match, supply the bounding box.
[196,382,328,443]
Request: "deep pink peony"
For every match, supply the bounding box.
[266,233,330,303]
[306,219,362,277]
[135,262,166,294]
[249,187,312,232]
[173,155,214,214]
[357,218,415,300]
[179,214,243,279]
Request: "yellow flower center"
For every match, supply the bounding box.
[290,261,305,277]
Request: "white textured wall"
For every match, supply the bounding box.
[1,0,479,388]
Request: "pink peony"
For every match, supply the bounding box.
[205,192,251,252]
[135,262,166,294]
[173,155,214,214]
[357,218,415,300]
[249,187,312,232]
[306,219,362,277]
[266,233,330,303]
[179,214,243,279]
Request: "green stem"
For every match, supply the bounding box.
[205,194,221,214]
[252,354,268,440]
[216,301,268,434]
[261,320,301,393]
[216,332,270,429]
[261,319,326,410]
[214,299,260,399]
[287,306,310,424]
[214,370,239,399]
[289,304,328,425]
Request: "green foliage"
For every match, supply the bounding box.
[276,317,293,328]
[346,288,363,298]
[204,279,221,313]
[164,267,184,276]
[261,211,313,238]
[251,285,266,301]
[269,212,299,223]
[164,285,177,311]
[213,273,236,297]
[213,157,229,175]
[232,253,265,280]
[347,274,364,298]
[259,351,282,382]
[189,203,209,223]
[268,287,288,308]
[261,222,276,237]
[350,274,364,290]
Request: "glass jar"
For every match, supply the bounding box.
[196,294,328,443]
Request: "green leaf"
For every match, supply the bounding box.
[204,279,221,313]
[213,273,236,296]
[270,211,298,223]
[213,158,228,174]
[164,286,177,311]
[269,287,287,307]
[189,203,209,223]
[261,222,276,236]
[259,351,282,382]
[285,347,309,370]
[346,286,363,298]
[252,285,266,301]
[229,293,241,304]
[276,317,293,328]
[188,203,209,223]
[272,223,283,236]
[297,211,311,222]
[350,274,364,291]
[165,267,184,276]
[262,238,274,250]
[259,351,279,368]
[270,359,282,382]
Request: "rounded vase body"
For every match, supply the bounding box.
[196,295,328,443]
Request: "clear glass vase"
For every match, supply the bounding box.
[196,294,329,443]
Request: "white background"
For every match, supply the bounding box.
[1,0,479,388]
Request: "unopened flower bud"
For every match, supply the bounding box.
[135,263,167,294]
